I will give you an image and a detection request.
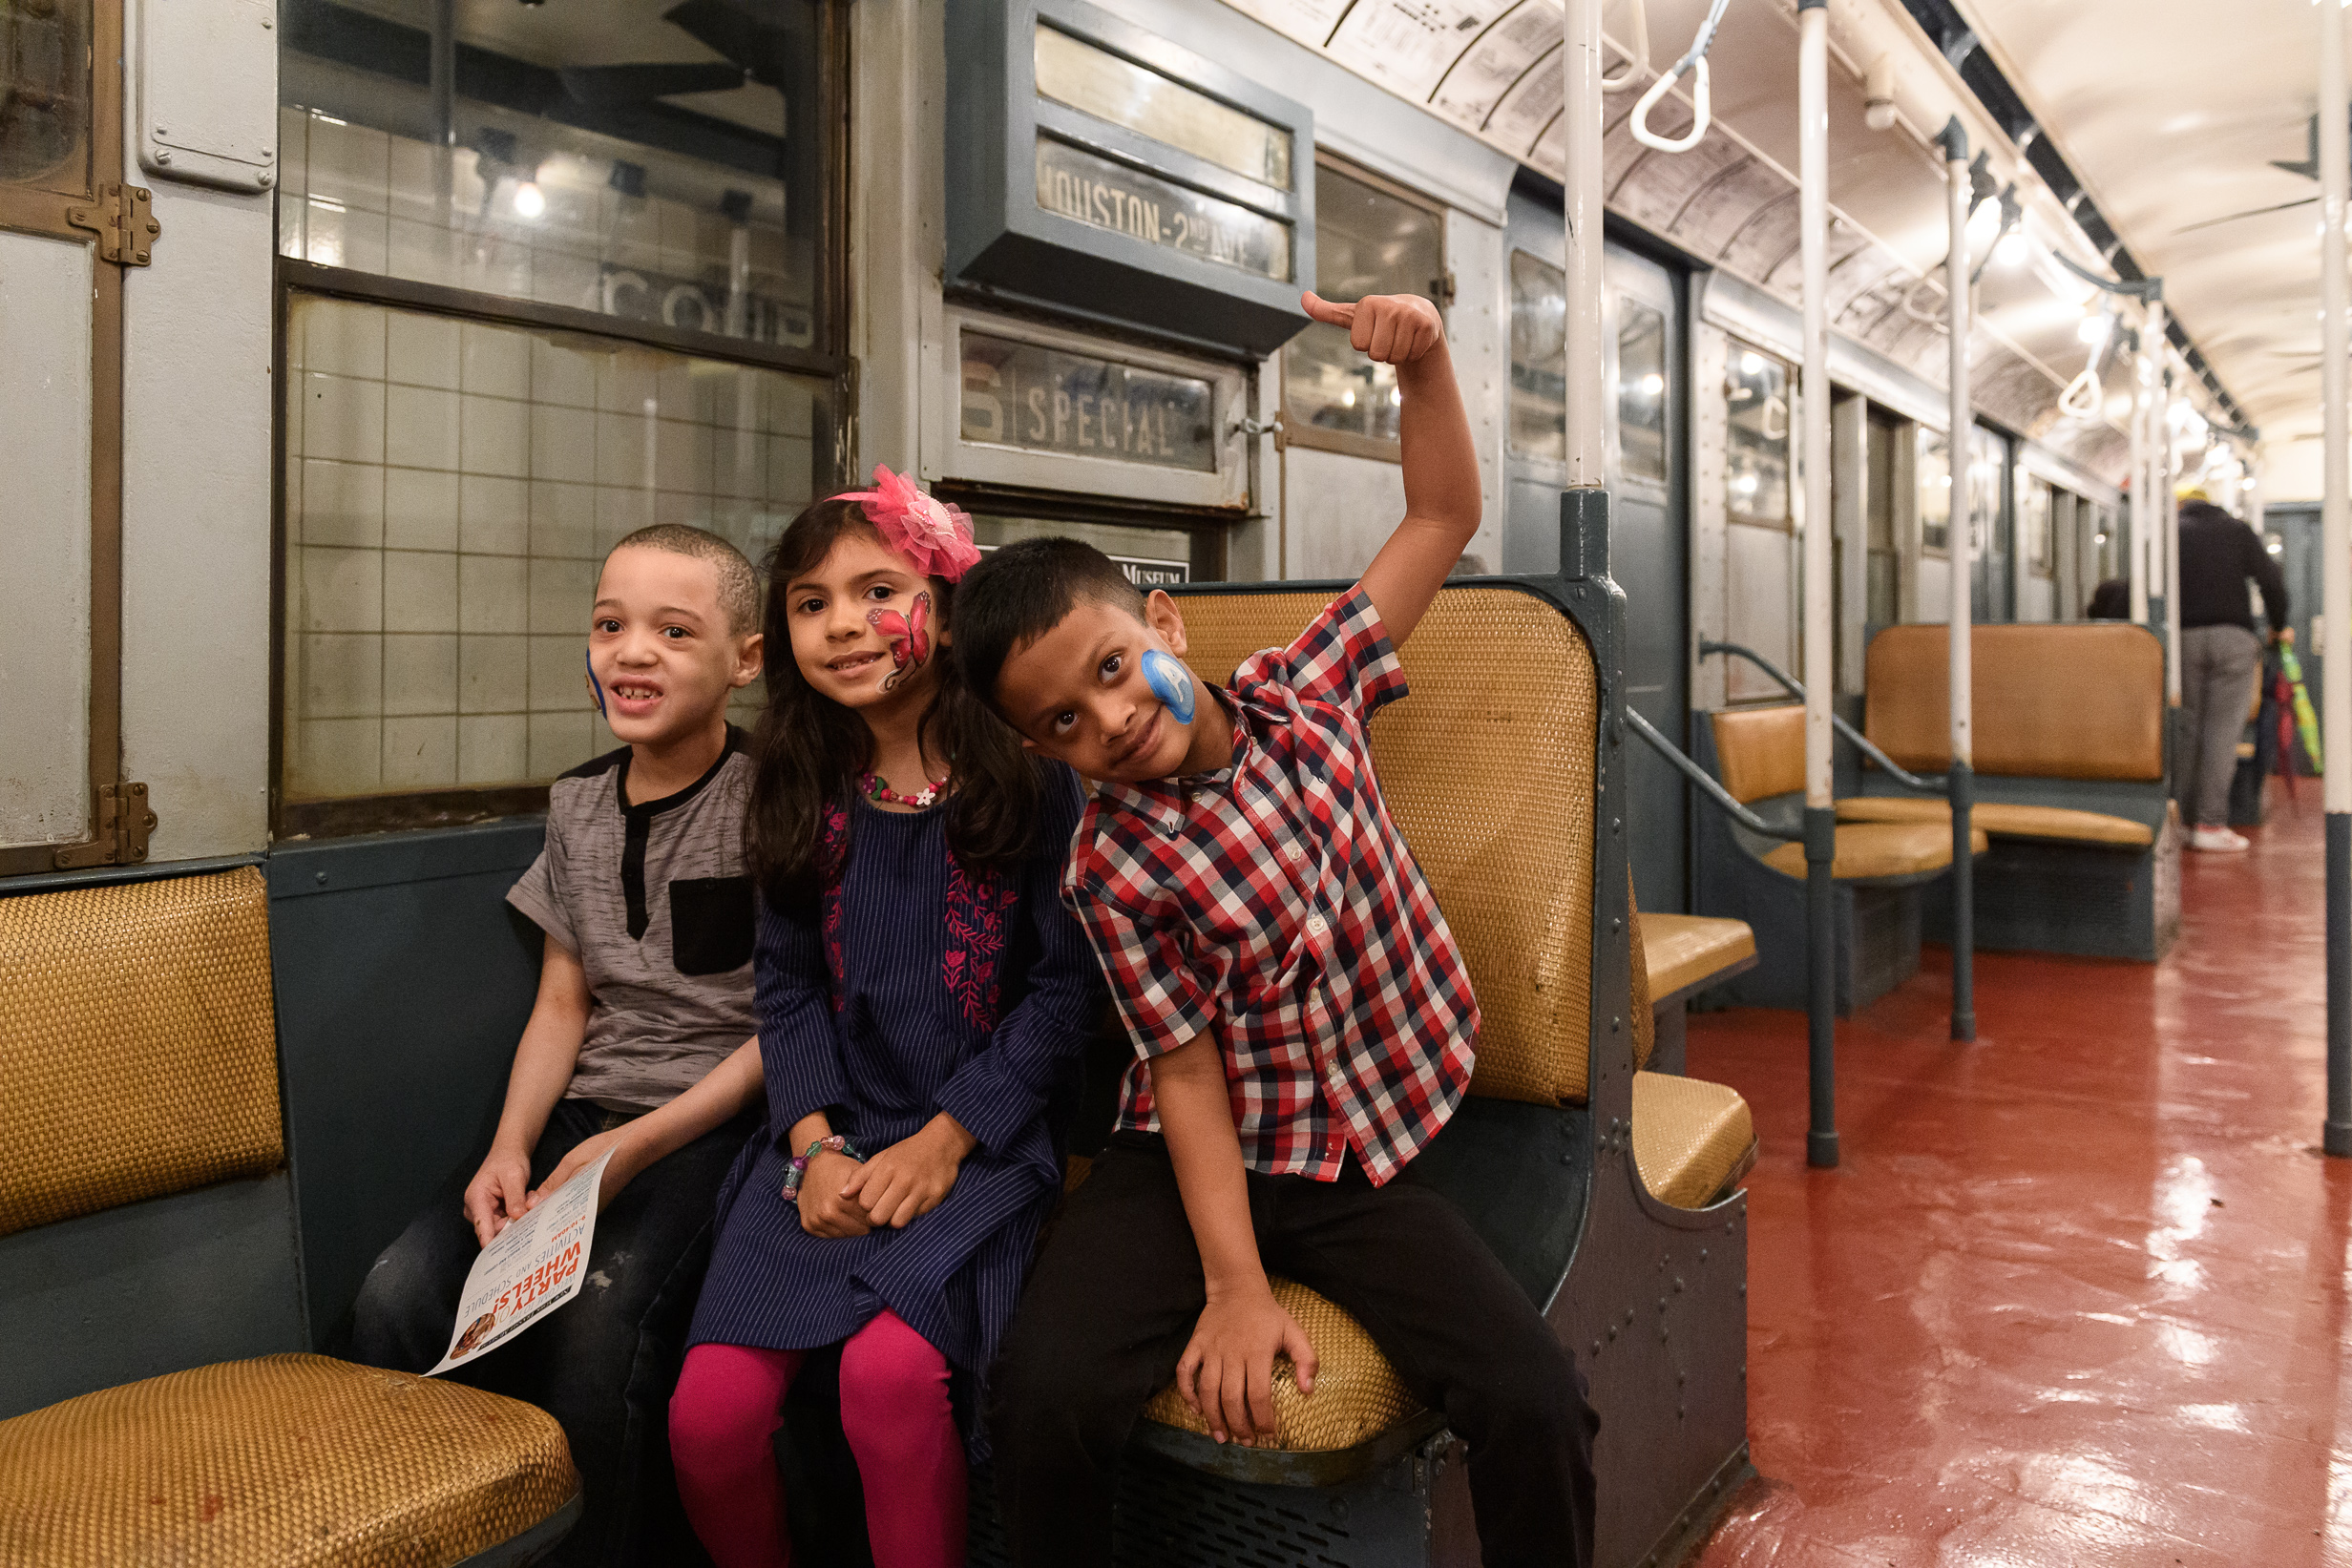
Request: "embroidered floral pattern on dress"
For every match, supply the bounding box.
[942,856,1016,1031]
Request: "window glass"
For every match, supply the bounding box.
[1967,426,2004,557]
[2019,475,2053,575]
[0,0,92,197]
[280,292,827,803]
[1617,299,1668,484]
[277,0,828,352]
[1507,250,1564,460]
[1284,162,1441,449]
[1918,427,1951,554]
[1724,343,1789,529]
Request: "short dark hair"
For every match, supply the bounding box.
[609,524,759,635]
[955,537,1147,708]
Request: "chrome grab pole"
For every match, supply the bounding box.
[1942,116,1977,1043]
[1797,0,1838,1164]
[2321,0,2351,1158]
[2152,307,2180,706]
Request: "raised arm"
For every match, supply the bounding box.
[1301,290,1480,648]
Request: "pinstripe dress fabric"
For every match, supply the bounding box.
[686,765,1100,1460]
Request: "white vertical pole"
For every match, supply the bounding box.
[1942,117,1976,1042]
[1564,0,1607,491]
[2129,328,2151,626]
[1797,0,1838,1164]
[2320,0,2351,1157]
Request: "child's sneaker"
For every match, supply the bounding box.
[2189,826,2250,853]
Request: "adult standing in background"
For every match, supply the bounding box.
[2176,488,2289,852]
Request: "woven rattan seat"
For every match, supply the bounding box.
[1758,821,1987,881]
[0,1354,578,1566]
[1630,1073,1756,1209]
[1638,912,1756,1002]
[1138,1280,1425,1452]
[1834,795,2152,848]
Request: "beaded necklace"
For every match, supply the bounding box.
[861,768,949,809]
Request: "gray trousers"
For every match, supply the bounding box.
[2180,623,2263,827]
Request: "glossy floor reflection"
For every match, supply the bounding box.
[1687,798,2350,1567]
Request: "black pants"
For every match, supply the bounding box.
[989,1133,1597,1568]
[337,1100,755,1568]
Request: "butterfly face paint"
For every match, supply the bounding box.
[584,647,608,719]
[1142,648,1196,724]
[866,591,933,694]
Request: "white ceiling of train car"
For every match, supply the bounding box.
[1956,0,2328,450]
[1221,0,2136,474]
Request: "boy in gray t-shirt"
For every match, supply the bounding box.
[345,524,768,1568]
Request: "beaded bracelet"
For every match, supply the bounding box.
[783,1134,860,1200]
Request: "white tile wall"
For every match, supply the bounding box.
[283,293,819,802]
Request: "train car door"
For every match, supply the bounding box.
[1501,190,1688,910]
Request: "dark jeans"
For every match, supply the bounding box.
[989,1133,1598,1568]
[340,1099,755,1568]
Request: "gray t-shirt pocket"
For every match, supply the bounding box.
[670,875,755,975]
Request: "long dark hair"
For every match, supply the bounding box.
[746,497,1042,911]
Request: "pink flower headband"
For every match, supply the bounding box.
[838,464,982,582]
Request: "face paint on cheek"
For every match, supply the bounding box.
[584,648,608,719]
[1142,648,1196,723]
[865,591,933,694]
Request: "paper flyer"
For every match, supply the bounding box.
[427,1148,613,1375]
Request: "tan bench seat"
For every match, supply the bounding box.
[1632,1072,1757,1208]
[1834,795,2152,848]
[1639,912,1755,1000]
[0,1354,578,1565]
[1758,820,1987,880]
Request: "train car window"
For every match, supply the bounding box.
[2019,474,2054,576]
[1617,300,1669,484]
[278,293,828,828]
[1865,408,1901,626]
[1966,425,2005,560]
[0,0,92,197]
[275,0,841,361]
[1507,250,1565,460]
[1284,157,1442,459]
[970,515,1209,587]
[1917,428,1951,554]
[1724,342,1791,531]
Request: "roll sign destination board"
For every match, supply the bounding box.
[960,331,1218,471]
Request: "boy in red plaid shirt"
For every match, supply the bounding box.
[957,292,1596,1568]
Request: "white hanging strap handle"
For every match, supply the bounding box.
[1630,55,1708,151]
[1601,0,1649,92]
[1628,0,1731,152]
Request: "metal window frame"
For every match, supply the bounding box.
[267,1,855,841]
[0,0,132,879]
[1721,334,1796,534]
[1281,150,1447,466]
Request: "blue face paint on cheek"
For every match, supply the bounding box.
[1141,649,1196,724]
[585,648,608,719]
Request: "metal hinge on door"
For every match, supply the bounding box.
[65,182,160,266]
[52,784,158,870]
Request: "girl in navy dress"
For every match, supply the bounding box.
[669,471,1102,1568]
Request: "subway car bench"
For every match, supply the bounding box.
[0,868,581,1568]
[1633,910,1757,1075]
[1855,624,2179,962]
[1692,703,1986,1014]
[970,562,1758,1568]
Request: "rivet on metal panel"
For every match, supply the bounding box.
[1625,1307,1635,1324]
[1674,1276,1685,1291]
[1561,1154,1574,1166]
[1699,1247,1709,1262]
[315,871,328,885]
[1677,1403,1686,1418]
[1591,1341,1602,1358]
[1607,1325,1618,1340]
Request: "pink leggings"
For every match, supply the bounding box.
[669,1312,966,1568]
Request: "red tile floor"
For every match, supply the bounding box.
[1685,798,2351,1567]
